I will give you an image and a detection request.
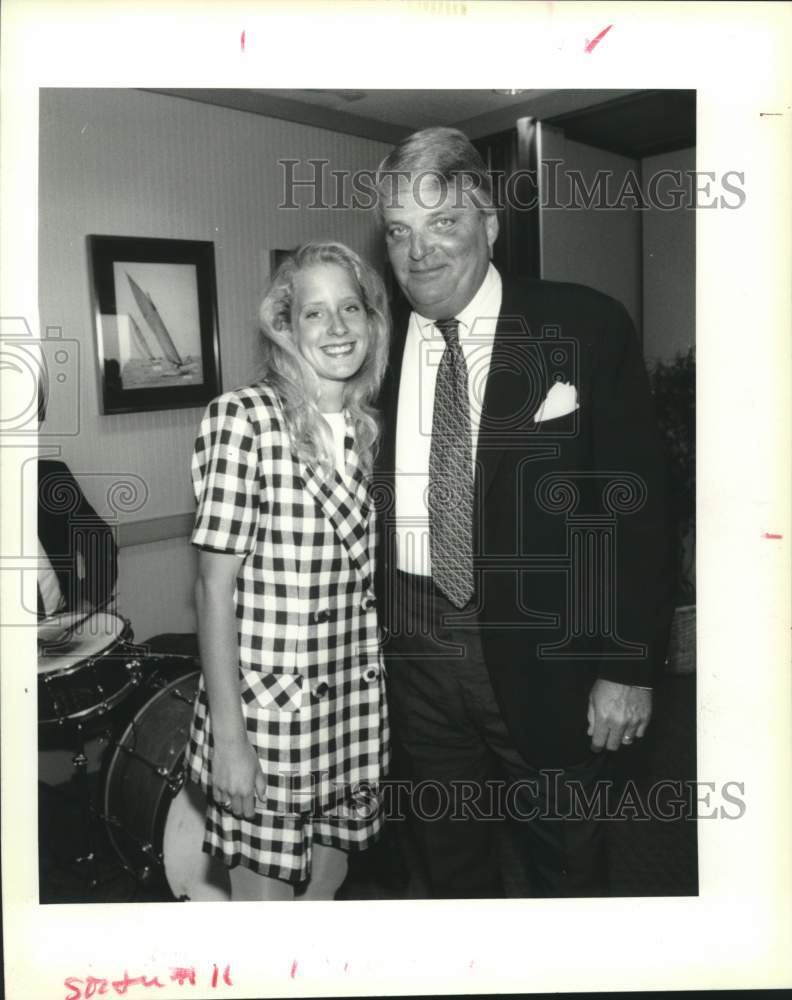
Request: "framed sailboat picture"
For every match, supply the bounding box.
[88,235,222,414]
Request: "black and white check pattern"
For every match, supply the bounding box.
[184,383,389,880]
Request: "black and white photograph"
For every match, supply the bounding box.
[1,2,790,998]
[36,83,699,910]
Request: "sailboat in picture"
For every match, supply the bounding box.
[128,315,162,370]
[123,272,200,388]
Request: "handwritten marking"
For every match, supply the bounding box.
[344,962,348,973]
[210,964,232,988]
[170,968,196,987]
[584,24,613,53]
[290,960,298,979]
[64,973,165,999]
[759,112,782,116]
[240,30,245,53]
[65,965,232,999]
[762,532,783,539]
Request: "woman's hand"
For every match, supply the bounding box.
[211,736,267,820]
[194,548,268,821]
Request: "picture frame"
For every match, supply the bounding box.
[88,235,222,414]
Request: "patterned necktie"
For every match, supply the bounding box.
[428,318,474,608]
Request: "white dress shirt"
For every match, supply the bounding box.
[394,264,503,576]
[323,410,349,481]
[38,537,64,616]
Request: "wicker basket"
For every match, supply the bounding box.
[665,604,696,674]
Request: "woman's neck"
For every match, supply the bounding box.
[318,386,344,413]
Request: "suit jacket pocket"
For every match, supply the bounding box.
[532,409,578,435]
[240,668,304,712]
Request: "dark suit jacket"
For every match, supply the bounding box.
[373,276,676,767]
[38,459,118,613]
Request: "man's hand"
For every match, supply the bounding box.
[587,679,652,752]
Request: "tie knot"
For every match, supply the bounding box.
[435,318,460,346]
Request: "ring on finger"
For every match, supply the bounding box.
[622,735,634,745]
[220,799,232,809]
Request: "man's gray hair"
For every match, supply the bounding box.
[376,126,494,212]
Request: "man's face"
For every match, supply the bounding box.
[382,176,499,320]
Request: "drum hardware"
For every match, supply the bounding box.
[111,735,188,792]
[101,808,171,880]
[101,668,230,901]
[37,615,202,898]
[103,670,198,893]
[37,612,147,745]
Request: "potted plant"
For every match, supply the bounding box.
[649,347,696,672]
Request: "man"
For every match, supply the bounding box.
[372,127,675,898]
[38,457,118,620]
[37,375,117,626]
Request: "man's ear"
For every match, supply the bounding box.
[485,211,499,256]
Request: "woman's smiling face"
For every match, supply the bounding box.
[291,263,371,405]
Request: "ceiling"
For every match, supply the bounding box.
[147,88,695,157]
[545,90,696,159]
[146,88,646,145]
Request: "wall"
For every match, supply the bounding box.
[538,126,643,337]
[641,147,696,363]
[39,88,390,640]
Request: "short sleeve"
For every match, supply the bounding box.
[191,393,260,554]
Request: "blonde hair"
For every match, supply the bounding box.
[258,241,390,478]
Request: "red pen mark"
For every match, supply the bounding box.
[66,965,230,999]
[290,960,298,979]
[170,968,196,986]
[762,532,783,539]
[585,24,613,53]
[344,962,349,973]
[240,30,245,53]
[210,964,232,988]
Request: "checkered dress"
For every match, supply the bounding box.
[184,383,390,883]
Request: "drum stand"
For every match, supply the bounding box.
[68,737,104,889]
[39,652,147,897]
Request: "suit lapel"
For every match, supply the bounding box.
[301,417,372,585]
[476,279,554,500]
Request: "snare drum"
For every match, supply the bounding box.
[103,670,229,901]
[38,611,143,742]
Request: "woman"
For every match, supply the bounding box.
[185,241,390,901]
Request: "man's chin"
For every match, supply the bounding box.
[405,285,452,319]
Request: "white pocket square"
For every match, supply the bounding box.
[533,381,579,423]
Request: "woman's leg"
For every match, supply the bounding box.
[297,844,349,901]
[229,864,295,901]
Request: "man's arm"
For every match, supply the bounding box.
[587,299,677,749]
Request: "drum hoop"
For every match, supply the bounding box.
[39,658,141,723]
[39,640,138,685]
[38,613,133,679]
[103,670,199,878]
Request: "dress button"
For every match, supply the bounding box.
[361,593,377,611]
[313,608,332,624]
[312,682,329,698]
[363,667,379,682]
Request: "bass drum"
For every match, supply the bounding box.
[103,669,229,901]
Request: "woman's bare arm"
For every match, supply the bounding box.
[195,548,265,818]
